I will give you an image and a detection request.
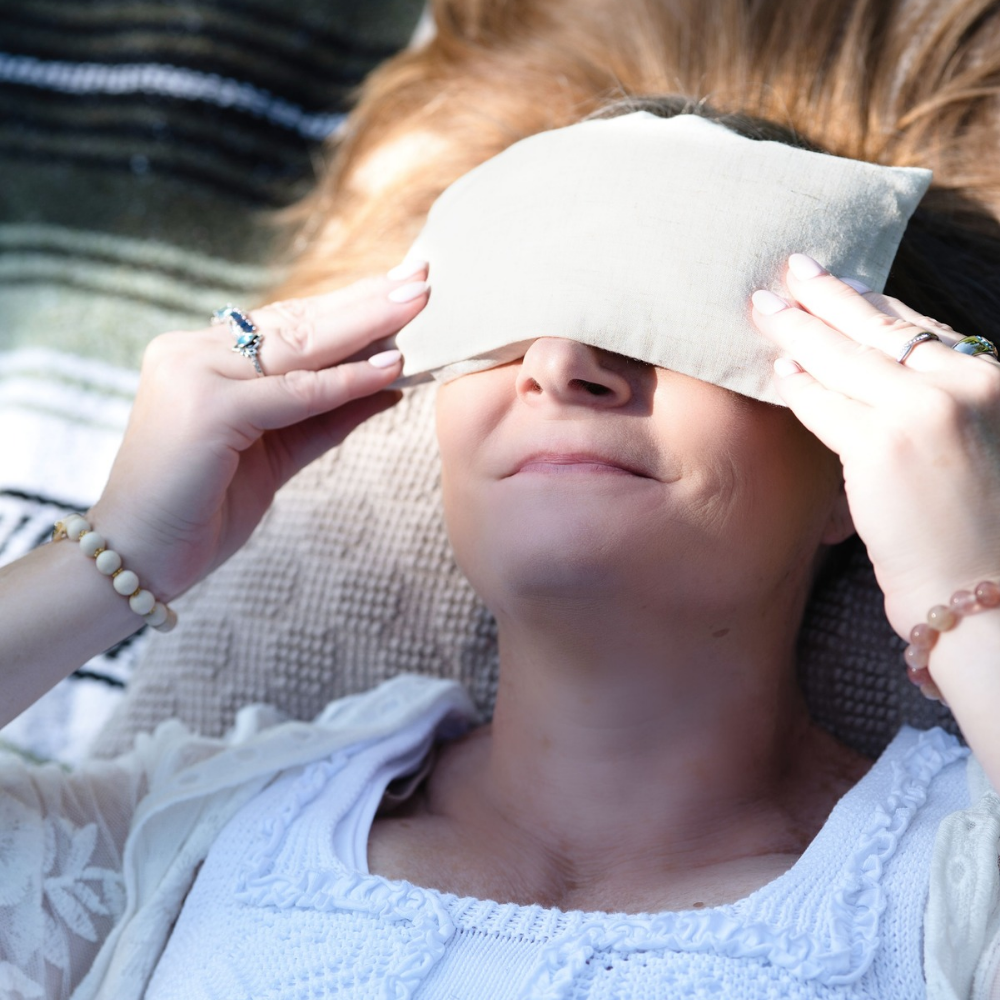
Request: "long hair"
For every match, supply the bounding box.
[276,0,1000,338]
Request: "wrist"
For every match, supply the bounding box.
[924,609,1000,687]
[926,611,1000,784]
[85,503,193,603]
[902,578,1000,700]
[56,513,177,633]
[0,540,145,726]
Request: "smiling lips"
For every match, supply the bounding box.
[511,453,652,478]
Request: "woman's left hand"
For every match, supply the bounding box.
[750,253,1000,646]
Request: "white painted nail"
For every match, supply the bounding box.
[841,277,872,294]
[387,259,429,281]
[368,349,403,369]
[788,253,827,279]
[751,289,790,315]
[387,281,430,303]
[773,357,803,377]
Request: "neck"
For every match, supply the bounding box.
[431,580,869,906]
[491,588,812,845]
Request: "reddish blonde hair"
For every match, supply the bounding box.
[277,0,1000,334]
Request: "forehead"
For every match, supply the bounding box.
[396,112,930,405]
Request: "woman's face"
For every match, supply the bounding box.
[436,338,852,618]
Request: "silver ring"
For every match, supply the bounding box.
[952,335,999,360]
[212,305,264,377]
[895,331,941,365]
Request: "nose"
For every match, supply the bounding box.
[515,338,633,409]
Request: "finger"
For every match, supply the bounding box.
[752,292,912,407]
[264,390,404,490]
[854,290,961,347]
[237,350,405,432]
[212,269,430,379]
[783,254,957,366]
[770,358,871,455]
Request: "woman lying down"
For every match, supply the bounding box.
[2,102,1000,1000]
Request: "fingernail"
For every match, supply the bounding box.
[387,281,430,303]
[368,349,403,369]
[387,259,428,282]
[788,253,827,280]
[773,357,803,377]
[751,289,790,315]
[841,277,872,294]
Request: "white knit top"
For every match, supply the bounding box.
[145,692,970,999]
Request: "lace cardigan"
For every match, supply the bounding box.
[0,674,997,1000]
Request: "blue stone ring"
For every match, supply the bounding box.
[952,335,999,361]
[212,305,265,376]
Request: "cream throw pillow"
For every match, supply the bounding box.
[396,113,932,404]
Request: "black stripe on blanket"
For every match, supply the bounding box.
[73,665,127,689]
[0,3,407,110]
[0,487,89,510]
[2,0,406,65]
[0,139,304,207]
[0,86,322,157]
[0,490,87,559]
[0,94,318,203]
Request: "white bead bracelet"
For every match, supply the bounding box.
[52,514,177,634]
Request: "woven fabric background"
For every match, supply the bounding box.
[0,0,426,761]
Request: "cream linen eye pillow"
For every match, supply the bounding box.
[394,112,932,404]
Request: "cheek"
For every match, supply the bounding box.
[731,415,841,553]
[436,378,488,470]
[659,389,837,552]
[435,371,511,542]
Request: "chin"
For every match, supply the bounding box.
[451,490,650,605]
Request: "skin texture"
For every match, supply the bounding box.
[371,262,1000,914]
[436,339,852,619]
[368,336,871,913]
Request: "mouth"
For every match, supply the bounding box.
[509,452,653,478]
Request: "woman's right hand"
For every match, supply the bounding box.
[87,267,429,603]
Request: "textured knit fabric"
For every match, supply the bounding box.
[395,113,931,403]
[1,675,998,999]
[924,756,1000,999]
[149,695,968,999]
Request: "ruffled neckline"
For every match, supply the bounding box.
[237,724,967,998]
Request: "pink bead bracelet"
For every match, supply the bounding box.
[904,580,1000,701]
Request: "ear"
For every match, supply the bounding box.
[820,482,855,545]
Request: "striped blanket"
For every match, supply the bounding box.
[0,0,426,761]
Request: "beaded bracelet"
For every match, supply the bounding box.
[904,580,1000,701]
[52,514,177,634]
